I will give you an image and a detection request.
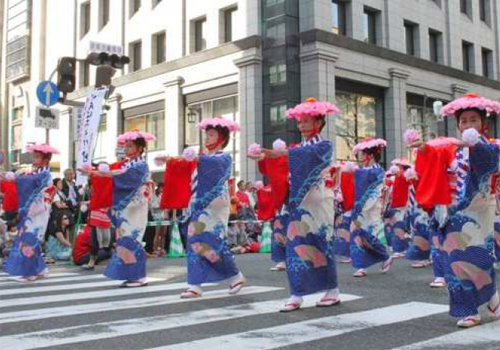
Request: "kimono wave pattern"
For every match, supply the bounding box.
[104,161,150,281]
[286,141,338,296]
[350,166,390,269]
[439,140,499,318]
[186,153,239,285]
[4,170,52,276]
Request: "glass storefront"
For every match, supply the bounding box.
[185,95,240,177]
[335,91,377,161]
[124,110,165,151]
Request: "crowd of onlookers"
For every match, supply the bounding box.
[0,171,264,268]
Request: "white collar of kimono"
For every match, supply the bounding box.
[125,155,146,168]
[33,166,50,174]
[301,134,323,146]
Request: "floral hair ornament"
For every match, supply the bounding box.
[391,158,412,168]
[352,138,387,155]
[440,92,500,117]
[285,97,340,121]
[26,144,60,155]
[403,129,421,145]
[198,115,241,132]
[117,129,156,145]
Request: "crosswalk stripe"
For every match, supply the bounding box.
[0,274,106,286]
[0,277,164,297]
[0,286,283,325]
[149,302,449,350]
[389,320,500,350]
[0,272,79,282]
[0,293,362,350]
[0,281,215,309]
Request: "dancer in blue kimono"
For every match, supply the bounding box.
[158,116,246,298]
[256,154,289,271]
[3,144,58,281]
[349,138,393,277]
[404,169,432,269]
[415,92,500,328]
[495,194,500,270]
[333,163,356,264]
[385,159,412,258]
[255,97,341,312]
[82,130,155,287]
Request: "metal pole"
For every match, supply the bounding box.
[46,128,50,144]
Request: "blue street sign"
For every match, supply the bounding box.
[36,81,59,107]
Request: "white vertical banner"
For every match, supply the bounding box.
[76,87,108,186]
[73,107,84,141]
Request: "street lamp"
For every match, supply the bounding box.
[187,107,200,123]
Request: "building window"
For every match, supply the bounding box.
[332,0,347,35]
[479,0,490,23]
[482,48,493,78]
[460,0,471,17]
[266,0,285,7]
[80,1,91,38]
[152,32,166,65]
[193,18,207,52]
[404,21,419,56]
[269,63,286,86]
[79,61,90,88]
[270,103,287,126]
[222,7,237,43]
[429,29,442,63]
[462,41,474,73]
[124,111,165,151]
[265,20,286,47]
[130,0,141,17]
[363,7,378,45]
[335,91,377,161]
[130,41,142,72]
[99,0,109,30]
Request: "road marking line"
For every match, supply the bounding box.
[0,272,79,282]
[0,293,362,350]
[388,319,500,350]
[0,277,164,296]
[151,302,449,350]
[0,286,283,324]
[0,274,106,286]
[0,281,213,309]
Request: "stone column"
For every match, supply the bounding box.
[234,49,263,182]
[300,41,339,158]
[385,68,411,162]
[448,84,468,137]
[106,93,123,161]
[163,77,185,156]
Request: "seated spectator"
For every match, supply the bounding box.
[73,225,112,266]
[45,213,72,261]
[231,242,260,254]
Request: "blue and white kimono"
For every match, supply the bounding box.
[406,186,432,261]
[333,192,352,258]
[271,211,288,263]
[350,165,390,269]
[104,157,150,282]
[186,152,240,285]
[494,195,500,263]
[286,136,338,296]
[4,167,52,277]
[439,138,499,318]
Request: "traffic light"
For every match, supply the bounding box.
[86,52,130,69]
[57,57,76,94]
[95,65,116,87]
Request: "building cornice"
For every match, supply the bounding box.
[68,35,262,101]
[301,29,500,91]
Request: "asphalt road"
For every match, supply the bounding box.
[0,254,499,350]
